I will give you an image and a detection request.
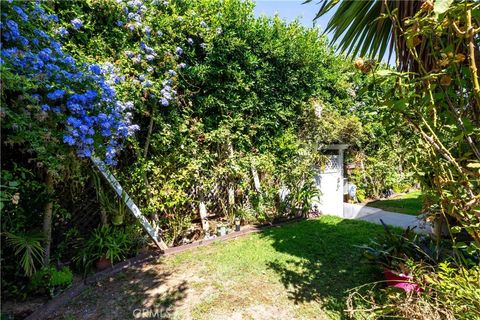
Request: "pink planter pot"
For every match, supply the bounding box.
[384,267,422,293]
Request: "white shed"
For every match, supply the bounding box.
[312,144,349,217]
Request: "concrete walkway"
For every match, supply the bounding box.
[343,203,433,233]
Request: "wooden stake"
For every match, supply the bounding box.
[198,190,209,231]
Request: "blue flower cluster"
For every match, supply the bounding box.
[1,1,137,165]
[113,0,191,111]
[160,78,176,106]
[55,27,69,37]
[119,0,147,32]
[116,0,187,108]
[70,18,83,30]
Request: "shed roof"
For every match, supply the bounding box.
[320,144,350,150]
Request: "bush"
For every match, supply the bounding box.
[347,263,480,320]
[356,188,366,203]
[351,223,480,319]
[74,225,135,273]
[30,266,73,298]
[426,263,480,319]
[357,223,448,274]
[162,213,192,246]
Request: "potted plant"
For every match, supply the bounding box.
[92,173,127,226]
[217,223,227,237]
[357,221,431,293]
[74,225,131,273]
[112,192,127,226]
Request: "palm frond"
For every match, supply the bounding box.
[305,0,423,71]
[5,232,45,276]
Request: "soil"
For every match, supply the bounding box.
[2,299,48,319]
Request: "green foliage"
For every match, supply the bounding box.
[53,0,368,238]
[356,188,366,203]
[348,262,480,320]
[306,0,397,60]
[233,203,257,224]
[1,166,51,299]
[74,225,133,272]
[51,228,82,263]
[30,266,73,298]
[92,171,128,226]
[376,1,480,244]
[4,232,45,277]
[351,229,479,319]
[162,212,192,246]
[357,223,444,274]
[344,77,417,201]
[0,180,19,212]
[316,1,480,317]
[1,0,412,303]
[317,0,480,240]
[287,179,320,218]
[426,263,480,319]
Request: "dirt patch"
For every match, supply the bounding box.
[49,259,302,320]
[2,298,48,319]
[209,304,294,320]
[48,259,217,319]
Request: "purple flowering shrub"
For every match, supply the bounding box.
[114,0,187,109]
[1,1,137,166]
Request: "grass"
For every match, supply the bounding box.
[366,191,423,215]
[55,216,390,320]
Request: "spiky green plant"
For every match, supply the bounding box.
[5,232,45,277]
[306,0,423,71]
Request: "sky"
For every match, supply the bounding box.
[253,0,333,31]
[253,0,394,65]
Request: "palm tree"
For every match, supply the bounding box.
[308,0,480,245]
[305,0,427,71]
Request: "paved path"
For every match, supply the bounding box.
[343,203,433,233]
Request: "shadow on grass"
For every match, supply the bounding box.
[53,266,188,319]
[260,217,384,316]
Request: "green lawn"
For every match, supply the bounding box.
[55,216,387,320]
[366,191,423,215]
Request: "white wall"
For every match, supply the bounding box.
[313,152,344,217]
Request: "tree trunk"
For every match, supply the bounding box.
[251,161,263,217]
[143,108,155,159]
[227,142,235,211]
[42,171,54,266]
[100,207,108,225]
[251,162,262,195]
[142,108,155,204]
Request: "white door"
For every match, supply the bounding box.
[313,155,343,217]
